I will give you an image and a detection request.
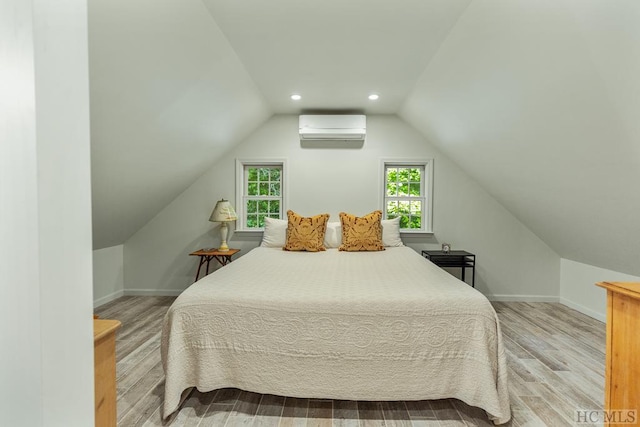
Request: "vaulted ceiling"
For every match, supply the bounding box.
[89,0,640,276]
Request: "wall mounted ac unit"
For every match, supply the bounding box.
[299,115,366,141]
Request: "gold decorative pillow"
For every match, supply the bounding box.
[283,210,329,252]
[339,210,385,252]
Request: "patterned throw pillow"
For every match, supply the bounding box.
[339,210,385,252]
[283,210,329,252]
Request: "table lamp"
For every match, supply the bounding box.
[209,199,238,252]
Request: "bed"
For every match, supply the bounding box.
[161,246,511,424]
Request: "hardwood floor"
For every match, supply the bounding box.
[94,297,605,427]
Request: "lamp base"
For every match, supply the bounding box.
[218,222,230,252]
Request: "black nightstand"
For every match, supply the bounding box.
[422,250,476,287]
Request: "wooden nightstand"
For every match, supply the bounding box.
[422,250,476,287]
[190,248,240,282]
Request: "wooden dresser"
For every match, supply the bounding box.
[596,281,639,425]
[94,319,121,427]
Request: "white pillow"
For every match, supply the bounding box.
[324,222,342,248]
[260,217,287,248]
[382,217,404,247]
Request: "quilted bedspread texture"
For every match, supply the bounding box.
[161,247,511,424]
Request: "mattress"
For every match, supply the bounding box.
[161,246,510,424]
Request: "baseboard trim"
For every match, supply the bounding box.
[559,297,606,322]
[485,294,559,303]
[93,289,125,308]
[124,289,184,297]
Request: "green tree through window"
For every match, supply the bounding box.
[245,166,282,229]
[383,162,431,231]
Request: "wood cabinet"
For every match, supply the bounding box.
[94,319,121,427]
[596,282,640,425]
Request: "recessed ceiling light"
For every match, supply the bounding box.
[290,94,301,101]
[368,94,379,101]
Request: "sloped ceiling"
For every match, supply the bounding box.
[400,0,640,276]
[90,0,640,277]
[89,0,270,248]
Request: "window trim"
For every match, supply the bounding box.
[380,159,434,234]
[235,159,287,232]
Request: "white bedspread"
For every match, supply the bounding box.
[161,247,510,424]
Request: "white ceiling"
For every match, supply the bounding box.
[200,0,471,114]
[89,0,640,277]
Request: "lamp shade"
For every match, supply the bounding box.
[209,199,238,222]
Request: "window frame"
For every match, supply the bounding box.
[380,159,434,234]
[235,159,287,232]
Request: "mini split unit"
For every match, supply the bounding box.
[299,115,366,141]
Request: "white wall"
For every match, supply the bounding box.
[560,259,640,322]
[1,1,43,423]
[124,115,560,300]
[0,0,94,425]
[94,245,125,307]
[34,0,95,424]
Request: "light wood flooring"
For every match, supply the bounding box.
[95,297,606,427]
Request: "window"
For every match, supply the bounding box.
[382,160,433,233]
[235,159,286,230]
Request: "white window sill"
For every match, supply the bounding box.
[400,231,433,236]
[233,230,264,237]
